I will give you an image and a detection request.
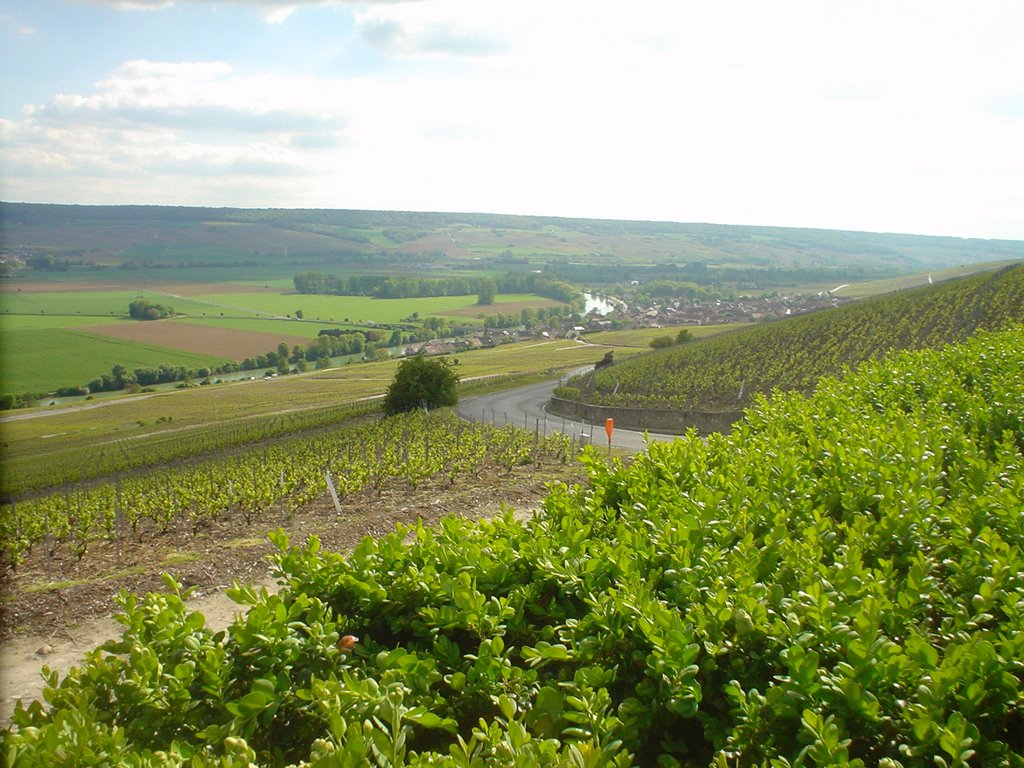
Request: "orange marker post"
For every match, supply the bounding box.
[605,418,614,454]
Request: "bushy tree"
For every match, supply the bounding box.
[128,299,174,320]
[383,354,459,415]
[477,278,497,305]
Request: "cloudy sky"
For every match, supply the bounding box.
[1,1,1022,239]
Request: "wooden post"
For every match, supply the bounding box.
[325,466,343,513]
[115,479,124,562]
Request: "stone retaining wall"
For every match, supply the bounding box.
[547,396,743,436]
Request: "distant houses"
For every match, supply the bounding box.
[400,290,849,360]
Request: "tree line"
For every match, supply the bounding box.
[292,270,583,306]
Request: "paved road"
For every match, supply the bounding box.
[456,372,678,453]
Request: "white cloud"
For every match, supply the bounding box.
[0,12,37,36]
[25,60,345,135]
[75,0,420,23]
[1,60,350,206]
[77,0,175,9]
[5,1,1024,237]
[356,11,505,57]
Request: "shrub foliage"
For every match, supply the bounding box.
[383,355,459,416]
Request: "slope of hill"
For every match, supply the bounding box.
[4,203,1023,288]
[558,264,1024,411]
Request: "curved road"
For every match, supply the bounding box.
[456,371,678,453]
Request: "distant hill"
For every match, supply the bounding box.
[3,202,1023,289]
[559,264,1024,411]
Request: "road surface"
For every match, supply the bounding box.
[456,372,679,453]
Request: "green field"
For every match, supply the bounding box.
[0,328,225,392]
[0,288,566,395]
[0,314,124,331]
[192,292,548,324]
[588,323,750,348]
[0,290,235,319]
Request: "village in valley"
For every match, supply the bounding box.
[403,289,851,357]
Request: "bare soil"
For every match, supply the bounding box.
[76,319,311,359]
[0,466,580,727]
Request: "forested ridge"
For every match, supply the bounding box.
[6,202,1022,275]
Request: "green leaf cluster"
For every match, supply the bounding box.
[383,356,460,416]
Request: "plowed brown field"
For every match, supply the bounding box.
[76,319,310,359]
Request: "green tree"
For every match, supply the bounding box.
[383,354,459,415]
[128,299,174,320]
[477,278,497,306]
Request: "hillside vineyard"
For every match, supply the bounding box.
[561,264,1024,411]
[4,326,1023,765]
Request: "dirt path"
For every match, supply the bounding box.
[1,575,278,726]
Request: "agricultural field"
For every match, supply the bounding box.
[0,410,576,568]
[0,288,229,318]
[188,292,555,325]
[6,202,1024,401]
[0,331,660,495]
[589,323,750,348]
[0,327,224,393]
[178,317,333,338]
[0,279,565,395]
[2,325,1021,765]
[0,314,124,331]
[830,259,1024,299]
[77,321,312,361]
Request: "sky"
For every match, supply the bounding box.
[1,0,1023,240]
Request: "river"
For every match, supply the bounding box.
[583,293,625,315]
